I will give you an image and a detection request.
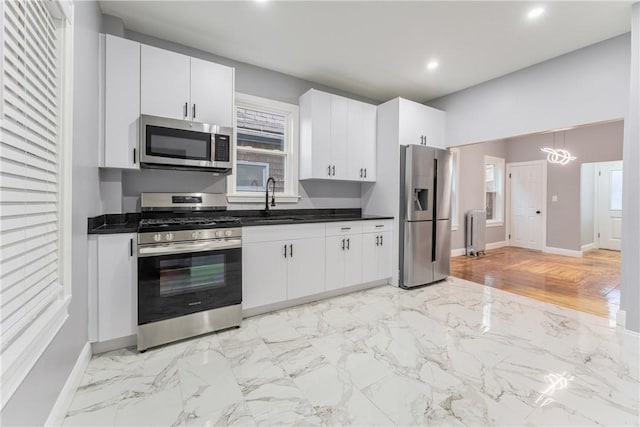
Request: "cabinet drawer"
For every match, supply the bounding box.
[362,220,393,234]
[243,223,325,244]
[325,221,363,236]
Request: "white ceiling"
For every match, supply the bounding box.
[98,1,632,103]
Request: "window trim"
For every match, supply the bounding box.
[450,148,460,231]
[484,155,505,226]
[227,93,300,204]
[0,0,74,409]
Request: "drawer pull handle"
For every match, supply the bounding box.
[341,227,351,231]
[375,224,384,228]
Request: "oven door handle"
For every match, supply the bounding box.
[138,239,242,257]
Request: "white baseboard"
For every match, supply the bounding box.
[451,248,466,257]
[486,240,508,250]
[543,246,582,258]
[581,242,597,253]
[45,342,92,427]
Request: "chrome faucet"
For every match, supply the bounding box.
[264,177,276,215]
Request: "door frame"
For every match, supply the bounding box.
[594,160,624,251]
[505,160,547,250]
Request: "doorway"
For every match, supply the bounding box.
[506,160,546,251]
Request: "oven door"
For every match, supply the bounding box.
[137,243,242,325]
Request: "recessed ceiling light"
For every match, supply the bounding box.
[527,7,545,20]
[426,60,439,71]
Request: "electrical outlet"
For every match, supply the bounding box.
[552,195,558,202]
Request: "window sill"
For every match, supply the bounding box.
[486,221,504,228]
[227,194,301,204]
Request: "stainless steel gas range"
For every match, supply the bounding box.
[136,193,242,351]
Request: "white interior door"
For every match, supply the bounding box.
[509,162,545,250]
[597,161,623,251]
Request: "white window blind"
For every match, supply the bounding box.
[1,0,69,407]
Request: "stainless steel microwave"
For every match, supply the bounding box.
[139,115,233,173]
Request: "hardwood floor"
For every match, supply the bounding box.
[450,247,621,319]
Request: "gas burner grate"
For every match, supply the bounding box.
[139,216,242,228]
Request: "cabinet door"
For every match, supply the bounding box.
[343,233,362,287]
[310,90,332,179]
[141,44,190,120]
[104,35,140,169]
[97,234,137,342]
[377,231,393,280]
[398,98,428,146]
[330,95,348,179]
[325,235,345,291]
[242,241,287,310]
[361,103,377,181]
[288,237,325,299]
[361,233,379,284]
[346,100,364,181]
[190,57,234,127]
[423,107,446,149]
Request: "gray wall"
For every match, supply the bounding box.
[621,2,639,333]
[580,163,596,246]
[0,1,103,425]
[506,121,624,251]
[98,15,375,214]
[451,139,508,250]
[429,34,631,148]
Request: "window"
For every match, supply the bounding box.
[227,93,299,203]
[0,0,73,408]
[450,148,459,230]
[484,156,505,225]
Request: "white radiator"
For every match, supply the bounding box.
[465,209,486,256]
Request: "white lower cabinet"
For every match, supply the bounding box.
[242,221,392,313]
[242,240,288,309]
[287,237,325,299]
[93,233,137,342]
[242,224,326,310]
[325,233,362,291]
[362,231,392,283]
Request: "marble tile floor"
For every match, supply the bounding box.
[64,277,639,426]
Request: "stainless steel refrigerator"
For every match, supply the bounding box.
[399,145,451,289]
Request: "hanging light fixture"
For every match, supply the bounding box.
[541,131,576,165]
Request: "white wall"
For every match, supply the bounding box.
[431,30,638,333]
[580,163,596,247]
[0,2,103,425]
[430,34,630,148]
[621,2,640,333]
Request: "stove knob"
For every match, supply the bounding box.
[191,231,200,239]
[153,233,162,242]
[215,230,223,238]
[165,233,174,241]
[224,230,232,237]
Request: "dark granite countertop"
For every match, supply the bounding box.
[88,209,393,234]
[87,213,141,234]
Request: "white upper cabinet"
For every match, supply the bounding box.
[330,95,348,179]
[398,98,446,149]
[299,89,377,182]
[101,34,140,169]
[140,44,234,125]
[347,101,376,181]
[141,44,191,120]
[300,89,332,179]
[190,57,234,127]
